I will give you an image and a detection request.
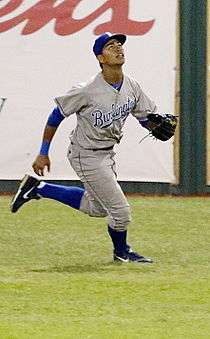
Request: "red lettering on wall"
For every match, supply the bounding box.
[0,0,154,36]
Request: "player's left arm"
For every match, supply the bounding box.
[131,85,177,141]
[131,89,158,130]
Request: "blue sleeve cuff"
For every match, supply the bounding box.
[39,140,50,156]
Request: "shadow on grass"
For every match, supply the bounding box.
[29,261,154,274]
[29,262,121,274]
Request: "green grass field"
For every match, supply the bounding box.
[0,195,209,339]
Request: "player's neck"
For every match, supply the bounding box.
[102,66,123,85]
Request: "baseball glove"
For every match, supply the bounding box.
[146,113,178,141]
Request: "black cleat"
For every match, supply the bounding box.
[126,251,153,263]
[114,246,153,263]
[10,174,40,213]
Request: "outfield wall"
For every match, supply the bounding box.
[0,0,177,183]
[0,0,209,195]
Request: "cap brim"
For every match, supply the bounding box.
[105,34,126,46]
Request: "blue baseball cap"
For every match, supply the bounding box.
[93,32,126,56]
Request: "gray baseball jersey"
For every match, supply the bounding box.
[55,72,156,149]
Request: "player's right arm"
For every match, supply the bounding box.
[32,107,65,176]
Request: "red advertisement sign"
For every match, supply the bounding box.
[0,0,154,35]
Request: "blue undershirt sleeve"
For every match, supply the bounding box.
[39,107,65,155]
[47,107,65,127]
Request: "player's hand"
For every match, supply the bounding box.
[32,155,51,176]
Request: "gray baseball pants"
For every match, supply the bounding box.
[68,143,131,231]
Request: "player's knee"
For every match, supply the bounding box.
[79,192,108,217]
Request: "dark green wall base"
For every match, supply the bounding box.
[1,180,210,195]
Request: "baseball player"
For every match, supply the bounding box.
[10,32,161,263]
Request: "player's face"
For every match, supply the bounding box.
[98,39,125,66]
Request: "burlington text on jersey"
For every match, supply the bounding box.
[92,97,135,128]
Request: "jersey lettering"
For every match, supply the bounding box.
[92,97,135,128]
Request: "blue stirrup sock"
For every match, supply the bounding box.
[108,225,127,254]
[36,182,85,210]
